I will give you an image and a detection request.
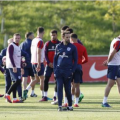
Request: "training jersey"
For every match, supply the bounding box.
[54,42,78,73]
[73,43,88,64]
[31,37,44,64]
[20,39,33,68]
[6,42,21,68]
[44,40,60,64]
[108,37,120,65]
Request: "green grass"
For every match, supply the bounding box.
[0,83,120,120]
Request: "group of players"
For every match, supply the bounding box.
[0,25,88,111]
[1,25,120,111]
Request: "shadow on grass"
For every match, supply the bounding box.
[0,105,120,113]
[81,101,120,104]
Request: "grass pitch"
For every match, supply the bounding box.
[0,83,120,120]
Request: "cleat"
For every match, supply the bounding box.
[58,107,63,111]
[102,103,111,107]
[51,100,58,105]
[13,99,23,103]
[67,107,73,111]
[53,96,56,101]
[62,103,68,107]
[5,95,12,103]
[62,107,73,111]
[0,94,4,97]
[78,93,84,103]
[47,97,53,100]
[74,104,79,107]
[30,93,37,97]
[23,90,28,100]
[39,97,48,102]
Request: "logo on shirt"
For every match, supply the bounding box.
[52,46,54,49]
[59,52,68,58]
[18,76,21,79]
[67,47,71,51]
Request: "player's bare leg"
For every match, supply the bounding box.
[30,76,37,97]
[102,79,115,107]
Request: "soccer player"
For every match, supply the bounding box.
[20,32,37,97]
[40,30,60,101]
[5,33,25,103]
[63,28,84,107]
[54,31,78,111]
[0,38,28,102]
[70,33,88,107]
[0,38,13,96]
[102,36,120,107]
[23,27,45,101]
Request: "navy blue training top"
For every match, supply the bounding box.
[54,42,78,73]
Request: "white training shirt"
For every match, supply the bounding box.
[108,37,120,65]
[6,43,21,68]
[31,37,44,64]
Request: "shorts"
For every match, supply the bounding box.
[22,67,34,77]
[44,65,53,77]
[107,65,120,80]
[72,64,83,83]
[9,68,21,81]
[32,63,44,76]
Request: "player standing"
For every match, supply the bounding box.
[70,33,88,107]
[54,31,78,111]
[20,32,37,97]
[23,27,45,101]
[40,30,60,101]
[5,33,24,103]
[102,36,120,107]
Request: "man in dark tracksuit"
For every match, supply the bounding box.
[54,31,78,111]
[20,32,36,97]
[41,30,60,101]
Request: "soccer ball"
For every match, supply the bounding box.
[2,56,6,63]
[21,56,25,63]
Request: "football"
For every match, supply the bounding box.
[2,56,6,63]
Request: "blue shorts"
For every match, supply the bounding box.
[32,63,44,76]
[44,65,53,77]
[72,64,83,83]
[22,67,34,77]
[107,65,120,80]
[9,68,21,81]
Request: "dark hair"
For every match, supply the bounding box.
[25,32,33,38]
[70,33,77,39]
[37,27,44,33]
[50,29,57,34]
[13,33,21,37]
[61,26,69,31]
[63,31,70,37]
[66,28,73,34]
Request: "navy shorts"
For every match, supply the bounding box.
[107,65,120,80]
[44,65,53,77]
[72,64,83,83]
[22,67,34,77]
[9,68,21,81]
[32,63,44,76]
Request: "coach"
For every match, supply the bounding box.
[54,31,78,111]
